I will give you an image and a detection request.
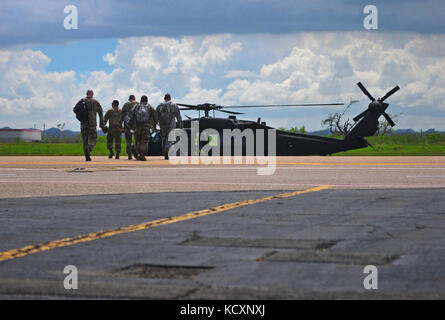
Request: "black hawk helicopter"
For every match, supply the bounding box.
[146,82,400,156]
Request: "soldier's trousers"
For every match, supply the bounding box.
[107,127,122,154]
[134,124,151,157]
[124,128,133,156]
[81,124,97,156]
[160,126,174,156]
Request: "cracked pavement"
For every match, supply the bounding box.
[1,188,445,299]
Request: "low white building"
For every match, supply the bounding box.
[0,129,42,142]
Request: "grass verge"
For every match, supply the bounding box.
[1,134,444,156]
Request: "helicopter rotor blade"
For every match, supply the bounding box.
[224,103,344,108]
[380,85,400,102]
[218,109,244,115]
[357,82,375,102]
[353,109,369,122]
[177,103,199,108]
[382,112,396,127]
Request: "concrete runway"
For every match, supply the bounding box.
[0,156,445,299]
[1,156,445,198]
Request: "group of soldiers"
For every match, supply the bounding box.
[73,89,183,161]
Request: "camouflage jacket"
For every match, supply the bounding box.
[156,101,183,129]
[74,97,104,127]
[120,101,138,128]
[104,107,123,128]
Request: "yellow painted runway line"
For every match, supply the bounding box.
[0,186,331,263]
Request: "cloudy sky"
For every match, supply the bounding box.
[1,0,444,131]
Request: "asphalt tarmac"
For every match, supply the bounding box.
[0,156,445,299]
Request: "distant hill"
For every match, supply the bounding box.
[392,129,416,135]
[391,128,444,135]
[42,128,106,138]
[43,128,79,138]
[308,129,331,136]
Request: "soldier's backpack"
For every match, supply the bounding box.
[74,98,89,123]
[124,104,137,129]
[135,103,151,124]
[158,102,174,127]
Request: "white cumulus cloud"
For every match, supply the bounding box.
[1,32,445,132]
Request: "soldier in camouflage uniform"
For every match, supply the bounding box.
[130,95,157,161]
[104,100,123,159]
[73,89,104,161]
[120,95,138,159]
[156,93,182,160]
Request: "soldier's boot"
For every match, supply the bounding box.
[108,151,114,159]
[139,156,147,161]
[115,153,120,159]
[85,155,92,161]
[128,155,132,160]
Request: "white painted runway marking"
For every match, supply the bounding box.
[118,166,445,171]
[407,175,445,178]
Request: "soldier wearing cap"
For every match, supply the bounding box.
[73,89,104,161]
[104,100,123,159]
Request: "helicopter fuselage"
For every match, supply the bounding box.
[147,116,368,156]
[144,83,399,157]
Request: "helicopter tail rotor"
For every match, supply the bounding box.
[353,82,399,127]
[347,82,400,139]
